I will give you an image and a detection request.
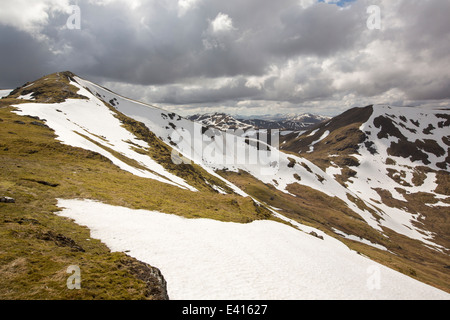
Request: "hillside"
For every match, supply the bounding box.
[280,104,450,248]
[1,72,449,299]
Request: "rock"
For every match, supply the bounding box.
[30,121,49,128]
[309,231,324,240]
[121,257,169,300]
[0,196,15,203]
[36,231,85,252]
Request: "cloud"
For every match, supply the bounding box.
[0,0,72,36]
[177,0,202,17]
[0,0,449,115]
[0,25,55,88]
[209,13,235,33]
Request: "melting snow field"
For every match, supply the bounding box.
[57,199,450,300]
[0,89,13,98]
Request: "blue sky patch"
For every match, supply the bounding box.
[318,0,357,7]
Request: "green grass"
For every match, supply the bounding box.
[5,71,87,104]
[0,106,270,220]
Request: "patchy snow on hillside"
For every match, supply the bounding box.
[56,199,450,300]
[0,89,13,98]
[345,105,450,248]
[17,92,35,100]
[76,76,398,238]
[11,83,197,192]
[49,77,449,250]
[307,130,330,153]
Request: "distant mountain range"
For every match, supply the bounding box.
[187,112,331,131]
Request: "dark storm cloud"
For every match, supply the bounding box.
[1,0,449,114]
[0,25,53,88]
[154,77,262,105]
[270,3,362,58]
[1,0,365,86]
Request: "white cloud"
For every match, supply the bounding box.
[202,12,237,50]
[0,0,72,35]
[177,0,201,17]
[210,12,236,33]
[298,0,316,9]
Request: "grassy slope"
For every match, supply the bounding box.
[0,73,271,299]
[0,106,166,299]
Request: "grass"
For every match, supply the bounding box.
[5,71,87,104]
[0,76,272,299]
[0,107,165,299]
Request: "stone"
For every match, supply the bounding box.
[0,196,15,203]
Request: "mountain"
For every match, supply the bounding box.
[188,112,330,132]
[187,112,254,131]
[280,104,450,248]
[1,71,449,300]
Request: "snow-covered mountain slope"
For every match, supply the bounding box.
[0,89,13,98]
[76,75,450,253]
[10,73,197,191]
[278,112,331,123]
[281,104,450,250]
[188,113,254,131]
[22,74,447,248]
[57,198,450,300]
[77,76,391,237]
[188,112,330,131]
[4,71,449,298]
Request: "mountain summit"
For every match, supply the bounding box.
[188,112,330,131]
[1,72,449,299]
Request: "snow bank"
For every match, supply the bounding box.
[0,89,13,98]
[56,199,450,300]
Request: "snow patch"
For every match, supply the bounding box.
[56,199,450,300]
[0,89,13,98]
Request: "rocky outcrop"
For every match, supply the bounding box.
[121,257,169,300]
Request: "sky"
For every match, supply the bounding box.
[0,0,449,117]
